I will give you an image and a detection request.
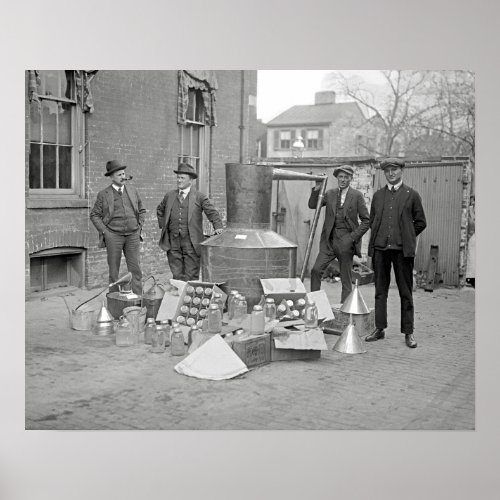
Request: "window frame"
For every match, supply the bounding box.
[28,70,84,201]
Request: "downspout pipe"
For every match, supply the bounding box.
[239,70,245,163]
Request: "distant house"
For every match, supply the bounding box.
[266,91,370,158]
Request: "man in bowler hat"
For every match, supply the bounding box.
[90,160,146,295]
[308,165,370,303]
[157,162,224,282]
[365,158,426,348]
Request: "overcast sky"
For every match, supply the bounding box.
[256,70,386,123]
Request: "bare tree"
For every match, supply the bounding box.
[324,70,437,156]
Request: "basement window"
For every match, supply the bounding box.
[29,247,84,292]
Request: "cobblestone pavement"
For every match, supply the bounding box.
[25,280,475,430]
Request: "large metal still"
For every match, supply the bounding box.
[200,163,325,309]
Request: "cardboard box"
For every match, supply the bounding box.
[229,333,271,368]
[322,305,375,336]
[260,278,306,306]
[352,262,374,286]
[270,341,321,362]
[173,281,226,327]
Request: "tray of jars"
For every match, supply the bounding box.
[173,281,227,328]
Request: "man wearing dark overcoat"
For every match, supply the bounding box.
[365,158,427,348]
[90,160,146,295]
[308,165,370,303]
[157,162,224,282]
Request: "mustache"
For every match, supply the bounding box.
[123,175,133,181]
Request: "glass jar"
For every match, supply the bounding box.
[212,293,224,313]
[295,298,307,317]
[151,324,166,353]
[192,297,201,306]
[171,327,186,356]
[186,317,196,326]
[183,295,192,304]
[188,324,200,348]
[204,287,213,297]
[144,317,156,345]
[115,316,133,346]
[276,303,287,319]
[195,286,204,296]
[227,290,239,319]
[303,299,318,329]
[180,305,190,314]
[264,298,276,322]
[207,303,222,333]
[176,316,186,325]
[190,307,199,316]
[201,297,211,308]
[233,295,247,323]
[186,285,195,295]
[250,305,265,335]
[159,320,170,347]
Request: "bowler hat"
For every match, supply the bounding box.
[174,162,198,179]
[105,160,127,176]
[333,165,354,177]
[380,158,405,170]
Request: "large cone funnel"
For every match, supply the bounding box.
[333,322,367,354]
[340,282,370,315]
[96,301,114,323]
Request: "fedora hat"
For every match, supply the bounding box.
[105,160,127,176]
[380,158,405,170]
[333,165,354,177]
[174,162,198,179]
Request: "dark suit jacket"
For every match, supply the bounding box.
[90,184,146,248]
[308,186,370,257]
[156,188,223,256]
[368,183,427,258]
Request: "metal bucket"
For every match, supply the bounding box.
[106,292,142,319]
[123,305,147,333]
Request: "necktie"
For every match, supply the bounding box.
[118,187,123,196]
[179,191,185,202]
[391,186,396,193]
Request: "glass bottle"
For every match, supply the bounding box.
[144,317,156,345]
[171,327,186,356]
[204,287,213,297]
[192,297,201,306]
[295,298,307,317]
[276,303,287,319]
[250,305,265,335]
[227,290,239,319]
[264,298,276,322]
[183,295,192,304]
[115,316,133,346]
[201,297,211,308]
[207,303,222,333]
[186,285,195,295]
[195,286,204,296]
[303,299,318,329]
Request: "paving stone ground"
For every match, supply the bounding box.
[25,279,475,430]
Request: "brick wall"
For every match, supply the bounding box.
[25,70,257,293]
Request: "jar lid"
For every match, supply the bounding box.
[209,303,219,310]
[265,297,275,303]
[253,305,263,311]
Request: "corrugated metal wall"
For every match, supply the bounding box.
[374,161,469,286]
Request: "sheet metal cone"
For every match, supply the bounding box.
[96,301,114,323]
[340,283,370,315]
[333,322,367,354]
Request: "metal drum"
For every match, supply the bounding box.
[201,163,297,310]
[106,292,142,320]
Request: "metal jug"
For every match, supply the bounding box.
[142,276,166,320]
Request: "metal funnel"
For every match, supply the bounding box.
[340,281,370,315]
[96,301,114,323]
[333,321,367,354]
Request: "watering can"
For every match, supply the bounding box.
[142,275,166,320]
[62,272,132,330]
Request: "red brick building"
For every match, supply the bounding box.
[25,70,258,294]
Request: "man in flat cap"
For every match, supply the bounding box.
[365,158,427,348]
[90,160,146,294]
[157,162,224,282]
[308,165,370,303]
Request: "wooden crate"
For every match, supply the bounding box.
[322,306,375,336]
[230,333,271,368]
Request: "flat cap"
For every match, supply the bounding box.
[333,165,354,177]
[380,158,405,170]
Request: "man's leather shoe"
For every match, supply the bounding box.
[405,334,417,348]
[365,328,385,342]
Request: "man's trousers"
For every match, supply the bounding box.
[167,232,200,282]
[373,249,414,334]
[104,229,142,294]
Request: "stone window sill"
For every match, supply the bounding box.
[26,198,89,209]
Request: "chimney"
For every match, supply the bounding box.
[315,91,336,105]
